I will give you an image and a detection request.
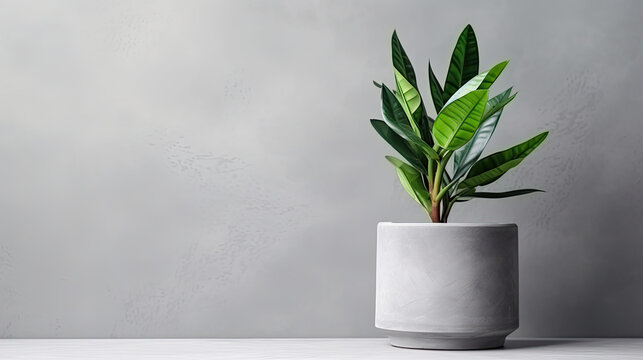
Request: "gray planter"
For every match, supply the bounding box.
[375,222,518,350]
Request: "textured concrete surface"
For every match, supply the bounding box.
[0,339,642,359]
[1,0,643,338]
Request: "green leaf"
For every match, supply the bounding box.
[443,24,479,101]
[464,189,544,199]
[373,80,382,88]
[370,119,426,172]
[460,131,549,188]
[391,30,417,88]
[432,90,488,150]
[443,71,487,108]
[480,91,517,123]
[386,156,432,210]
[381,85,439,161]
[428,61,444,113]
[418,110,435,145]
[437,179,459,201]
[479,60,509,90]
[453,188,476,202]
[391,31,434,141]
[381,84,410,128]
[394,69,422,134]
[443,61,509,107]
[452,88,513,181]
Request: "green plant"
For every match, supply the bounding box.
[371,25,548,222]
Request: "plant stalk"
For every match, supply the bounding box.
[430,201,440,223]
[442,198,455,222]
[429,151,452,223]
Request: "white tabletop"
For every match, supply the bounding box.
[0,338,641,359]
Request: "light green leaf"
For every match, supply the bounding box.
[452,88,513,181]
[443,24,479,101]
[391,30,417,88]
[437,178,459,201]
[460,131,549,188]
[394,69,422,134]
[428,61,444,113]
[381,85,439,161]
[386,156,432,210]
[432,90,488,150]
[370,119,426,173]
[443,61,509,107]
[443,71,487,108]
[479,60,509,89]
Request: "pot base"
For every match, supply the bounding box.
[388,332,506,350]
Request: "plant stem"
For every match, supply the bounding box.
[421,173,429,193]
[442,198,455,222]
[429,151,452,223]
[427,158,435,191]
[431,151,452,200]
[430,201,440,222]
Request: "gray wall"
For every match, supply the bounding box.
[1,0,642,338]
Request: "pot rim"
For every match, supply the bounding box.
[378,222,516,228]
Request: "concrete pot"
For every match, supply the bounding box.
[375,222,518,350]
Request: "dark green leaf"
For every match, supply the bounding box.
[371,119,426,172]
[418,110,435,146]
[454,188,476,202]
[428,61,444,113]
[381,84,410,128]
[460,131,549,188]
[391,30,417,88]
[443,24,479,101]
[373,80,382,88]
[391,31,432,146]
[465,189,544,199]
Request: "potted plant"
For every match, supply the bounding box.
[371,25,548,350]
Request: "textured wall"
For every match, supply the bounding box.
[1,0,642,338]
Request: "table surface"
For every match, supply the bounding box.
[0,338,641,359]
